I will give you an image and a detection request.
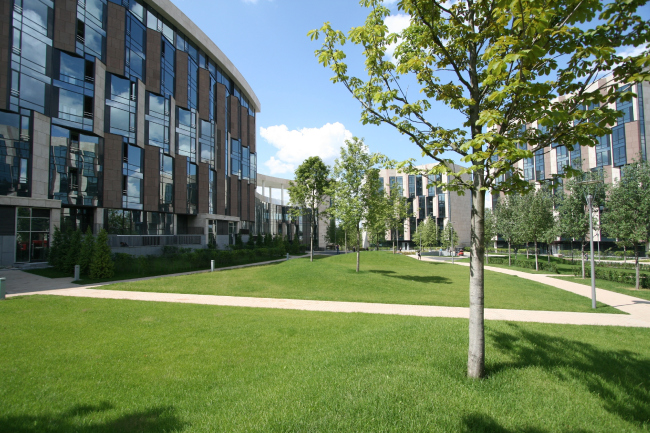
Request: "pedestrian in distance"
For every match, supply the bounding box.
[417,250,421,260]
[336,244,339,255]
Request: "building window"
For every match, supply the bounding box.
[0,112,31,197]
[595,135,611,167]
[209,169,216,214]
[10,0,53,114]
[176,107,196,161]
[123,143,143,209]
[106,74,137,140]
[15,207,50,263]
[571,146,582,170]
[612,125,627,167]
[161,36,175,98]
[199,119,215,167]
[415,175,423,196]
[616,84,634,124]
[556,145,569,174]
[408,175,415,198]
[389,176,404,195]
[105,209,145,235]
[145,92,170,152]
[125,13,146,81]
[534,149,545,181]
[231,138,242,178]
[438,193,446,218]
[187,161,198,214]
[76,0,107,61]
[160,153,174,213]
[50,125,102,207]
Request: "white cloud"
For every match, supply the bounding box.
[383,0,398,4]
[260,122,353,176]
[616,45,648,59]
[384,14,411,61]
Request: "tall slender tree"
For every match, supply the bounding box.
[495,194,520,266]
[602,162,650,290]
[288,156,331,262]
[310,0,650,377]
[557,172,606,278]
[385,183,411,253]
[518,188,555,271]
[330,137,382,272]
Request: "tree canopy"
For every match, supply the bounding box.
[310,0,650,378]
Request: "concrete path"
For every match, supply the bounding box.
[3,254,650,328]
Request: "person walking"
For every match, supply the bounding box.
[417,250,421,260]
[336,244,339,255]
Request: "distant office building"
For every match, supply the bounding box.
[378,163,471,249]
[0,0,259,265]
[255,173,328,250]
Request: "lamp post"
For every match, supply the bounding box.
[577,178,601,309]
[586,194,597,309]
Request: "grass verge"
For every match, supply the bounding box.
[104,252,619,313]
[0,296,648,432]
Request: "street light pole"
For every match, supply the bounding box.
[586,194,597,309]
[451,225,455,265]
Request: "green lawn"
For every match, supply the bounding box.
[0,296,648,432]
[104,252,619,313]
[552,275,650,301]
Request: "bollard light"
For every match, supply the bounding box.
[211,260,214,272]
[74,265,80,282]
[0,277,5,300]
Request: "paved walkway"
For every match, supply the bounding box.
[3,254,650,328]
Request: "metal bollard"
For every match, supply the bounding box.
[0,277,5,300]
[211,260,214,272]
[74,265,80,281]
[286,253,289,260]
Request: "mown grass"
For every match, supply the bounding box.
[105,252,619,313]
[552,275,650,301]
[0,296,648,433]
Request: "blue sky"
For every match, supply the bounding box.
[171,0,650,180]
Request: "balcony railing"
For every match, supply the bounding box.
[108,235,202,248]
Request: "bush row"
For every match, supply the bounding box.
[562,258,650,272]
[487,257,559,274]
[113,246,287,277]
[572,266,650,289]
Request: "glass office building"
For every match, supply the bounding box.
[0,0,259,265]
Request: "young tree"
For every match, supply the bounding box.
[48,226,64,271]
[483,209,497,265]
[310,0,649,377]
[288,156,332,262]
[557,172,606,278]
[519,188,555,271]
[79,227,95,276]
[440,222,459,254]
[423,217,439,251]
[90,229,114,279]
[330,137,382,272]
[495,195,520,266]
[602,162,650,290]
[363,169,390,251]
[64,229,82,274]
[385,184,411,253]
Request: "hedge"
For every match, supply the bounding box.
[487,257,559,274]
[572,266,650,289]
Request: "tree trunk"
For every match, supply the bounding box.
[581,242,585,279]
[635,244,640,290]
[534,240,539,271]
[508,241,511,266]
[486,245,489,265]
[356,225,360,273]
[526,244,529,259]
[345,230,347,254]
[468,186,486,379]
[310,215,314,263]
[624,245,627,264]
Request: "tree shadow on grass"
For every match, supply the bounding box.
[462,413,591,433]
[0,402,187,433]
[369,269,452,284]
[487,323,650,427]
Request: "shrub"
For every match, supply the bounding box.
[79,227,95,276]
[48,226,64,271]
[90,229,114,279]
[64,229,83,274]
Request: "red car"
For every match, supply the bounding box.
[458,249,464,256]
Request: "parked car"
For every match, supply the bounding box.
[457,249,464,256]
